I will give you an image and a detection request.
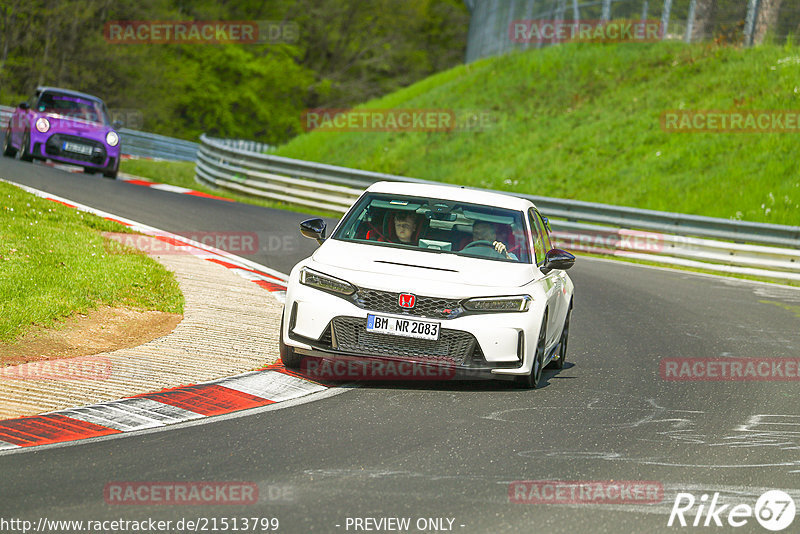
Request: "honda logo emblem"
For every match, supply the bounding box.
[398,293,416,309]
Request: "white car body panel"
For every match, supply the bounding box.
[281,181,575,383]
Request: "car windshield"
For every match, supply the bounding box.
[333,192,532,264]
[37,93,109,125]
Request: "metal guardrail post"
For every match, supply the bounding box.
[661,0,673,37]
[601,0,611,21]
[685,0,697,43]
[744,0,761,46]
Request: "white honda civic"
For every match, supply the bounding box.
[280,181,575,388]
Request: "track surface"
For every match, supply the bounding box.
[2,155,800,533]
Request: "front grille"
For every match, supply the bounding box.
[352,287,463,319]
[45,134,106,164]
[329,316,478,365]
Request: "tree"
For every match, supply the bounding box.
[753,0,782,44]
[1,0,469,143]
[689,0,716,42]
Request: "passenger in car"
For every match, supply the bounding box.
[366,210,424,245]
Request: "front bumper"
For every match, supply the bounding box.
[283,280,545,378]
[289,312,520,369]
[290,349,517,382]
[31,131,119,170]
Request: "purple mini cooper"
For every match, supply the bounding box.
[3,86,121,178]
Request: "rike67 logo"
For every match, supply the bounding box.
[668,490,796,531]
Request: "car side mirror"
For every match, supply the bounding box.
[300,218,327,245]
[18,102,29,110]
[112,120,123,130]
[540,248,575,274]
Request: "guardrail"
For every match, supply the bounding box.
[118,128,198,161]
[0,106,12,137]
[1,104,198,161]
[196,134,800,282]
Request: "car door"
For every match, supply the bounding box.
[528,208,561,350]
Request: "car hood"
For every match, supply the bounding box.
[43,113,108,135]
[309,239,536,292]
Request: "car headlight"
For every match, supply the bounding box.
[106,131,119,147]
[35,118,50,133]
[463,295,532,312]
[299,267,355,295]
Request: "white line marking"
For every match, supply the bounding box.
[150,183,193,194]
[0,179,290,284]
[215,370,327,402]
[0,386,352,457]
[55,398,204,431]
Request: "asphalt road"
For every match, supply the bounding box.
[2,157,800,534]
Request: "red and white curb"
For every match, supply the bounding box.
[0,181,332,450]
[0,363,328,450]
[4,179,288,302]
[117,173,234,202]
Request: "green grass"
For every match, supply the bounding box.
[0,181,184,343]
[272,41,800,226]
[119,159,339,219]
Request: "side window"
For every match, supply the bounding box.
[534,210,552,252]
[528,209,545,265]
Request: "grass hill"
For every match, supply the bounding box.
[273,41,800,226]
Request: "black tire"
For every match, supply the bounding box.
[515,314,547,389]
[279,314,302,369]
[17,131,32,162]
[548,303,572,370]
[2,129,16,157]
[102,158,119,179]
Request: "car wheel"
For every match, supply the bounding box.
[2,129,16,157]
[515,315,547,389]
[103,169,118,179]
[17,132,32,162]
[548,303,571,370]
[279,315,302,369]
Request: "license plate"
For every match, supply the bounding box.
[62,141,93,155]
[366,314,440,341]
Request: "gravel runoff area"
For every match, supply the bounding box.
[0,236,283,419]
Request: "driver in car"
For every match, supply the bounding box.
[469,221,516,260]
